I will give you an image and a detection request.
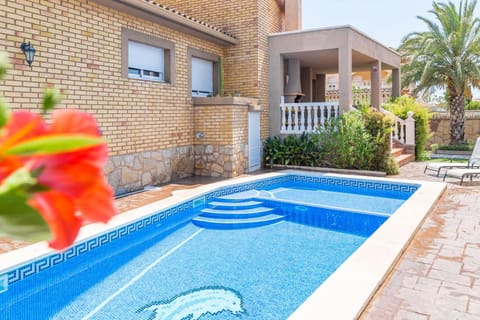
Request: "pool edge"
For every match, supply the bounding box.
[0,170,443,320]
[287,176,447,320]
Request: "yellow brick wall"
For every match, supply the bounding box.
[259,0,284,138]
[160,0,284,139]
[193,98,250,177]
[194,105,235,145]
[193,105,248,146]
[0,0,224,157]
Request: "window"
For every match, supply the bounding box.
[188,48,219,97]
[128,41,164,81]
[121,28,175,84]
[191,57,213,97]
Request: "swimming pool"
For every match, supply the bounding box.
[0,171,445,319]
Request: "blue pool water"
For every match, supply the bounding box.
[0,174,418,320]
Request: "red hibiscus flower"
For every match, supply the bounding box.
[0,109,117,250]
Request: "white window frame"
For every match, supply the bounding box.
[121,28,175,84]
[188,48,219,98]
[191,57,214,97]
[128,41,165,82]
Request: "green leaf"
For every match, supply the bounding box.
[0,98,11,128]
[0,52,10,81]
[5,134,103,156]
[42,86,63,113]
[0,167,37,195]
[0,190,50,242]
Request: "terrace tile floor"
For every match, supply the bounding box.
[361,161,480,320]
[1,162,479,319]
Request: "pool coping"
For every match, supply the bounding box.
[286,171,446,320]
[0,170,446,319]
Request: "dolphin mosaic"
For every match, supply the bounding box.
[137,286,245,320]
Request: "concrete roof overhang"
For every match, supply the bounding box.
[269,25,401,72]
[92,0,239,46]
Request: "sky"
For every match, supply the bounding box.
[302,0,480,99]
[302,0,479,50]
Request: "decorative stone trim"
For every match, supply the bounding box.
[193,96,258,177]
[194,144,247,177]
[429,111,480,146]
[104,146,194,196]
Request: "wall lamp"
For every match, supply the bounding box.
[20,42,36,67]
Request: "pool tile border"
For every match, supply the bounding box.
[0,172,420,290]
[292,175,419,197]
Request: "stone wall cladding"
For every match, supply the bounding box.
[160,0,284,139]
[194,144,247,177]
[193,97,251,177]
[429,111,480,146]
[105,146,194,195]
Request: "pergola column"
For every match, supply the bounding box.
[338,47,352,113]
[314,74,326,101]
[370,60,382,110]
[392,68,401,98]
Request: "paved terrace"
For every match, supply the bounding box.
[1,162,479,319]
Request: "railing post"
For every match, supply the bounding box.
[405,111,415,145]
[306,104,312,131]
[280,96,287,133]
[313,105,319,129]
[320,103,325,127]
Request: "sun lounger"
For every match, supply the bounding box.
[424,161,476,176]
[443,168,480,185]
[424,137,480,176]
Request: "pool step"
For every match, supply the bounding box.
[192,214,284,229]
[200,206,275,219]
[208,200,263,210]
[216,190,259,201]
[192,197,285,229]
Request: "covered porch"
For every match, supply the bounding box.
[268,26,402,136]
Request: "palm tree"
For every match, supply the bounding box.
[400,0,480,144]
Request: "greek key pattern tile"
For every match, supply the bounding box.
[292,175,419,195]
[3,201,194,286]
[0,274,8,294]
[205,176,292,200]
[1,173,418,288]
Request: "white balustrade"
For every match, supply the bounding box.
[381,108,416,146]
[279,100,339,134]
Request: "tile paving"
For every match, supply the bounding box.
[361,161,480,320]
[1,163,479,319]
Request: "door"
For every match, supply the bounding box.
[248,112,261,172]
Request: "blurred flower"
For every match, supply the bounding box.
[0,109,117,250]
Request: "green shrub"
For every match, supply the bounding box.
[383,96,431,160]
[466,100,480,110]
[437,142,474,151]
[360,108,394,171]
[263,133,323,167]
[315,111,376,170]
[263,109,397,173]
[385,155,400,175]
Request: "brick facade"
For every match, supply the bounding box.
[160,0,284,139]
[193,97,258,177]
[0,0,284,194]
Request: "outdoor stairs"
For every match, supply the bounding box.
[391,143,415,167]
[192,196,284,229]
